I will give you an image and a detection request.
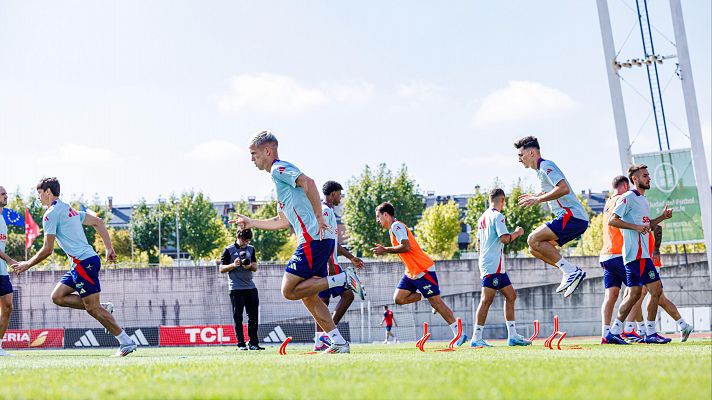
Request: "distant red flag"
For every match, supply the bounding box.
[25,208,40,249]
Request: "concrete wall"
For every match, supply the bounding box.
[10,253,709,342]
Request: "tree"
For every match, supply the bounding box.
[248,200,291,261]
[130,200,160,263]
[503,181,547,253]
[94,228,133,262]
[576,212,604,256]
[342,164,424,256]
[177,192,231,262]
[463,187,487,248]
[414,201,461,259]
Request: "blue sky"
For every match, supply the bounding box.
[0,1,709,205]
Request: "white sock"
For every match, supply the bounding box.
[314,331,324,346]
[556,257,577,274]
[449,322,459,335]
[636,321,646,335]
[610,319,623,335]
[327,273,347,288]
[676,318,689,331]
[506,321,517,338]
[602,325,610,337]
[474,325,484,341]
[645,321,657,336]
[0,340,3,349]
[116,331,133,345]
[624,321,635,332]
[327,328,346,345]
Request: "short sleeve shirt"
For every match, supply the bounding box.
[271,160,320,244]
[0,216,7,275]
[537,159,589,221]
[42,200,98,261]
[613,190,652,265]
[476,208,509,276]
[221,243,258,290]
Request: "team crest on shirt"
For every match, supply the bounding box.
[493,278,499,287]
[648,271,656,280]
[423,284,433,295]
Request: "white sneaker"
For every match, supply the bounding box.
[563,270,586,298]
[111,342,138,357]
[555,268,582,293]
[344,267,365,301]
[321,341,350,354]
[0,349,15,356]
[101,302,114,334]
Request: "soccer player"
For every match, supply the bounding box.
[380,305,397,344]
[514,136,589,297]
[11,178,137,356]
[313,180,364,351]
[233,131,364,354]
[471,188,529,347]
[371,202,466,346]
[0,186,19,356]
[599,175,631,343]
[605,164,677,344]
[622,225,693,342]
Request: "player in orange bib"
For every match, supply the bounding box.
[371,202,467,346]
[600,175,693,344]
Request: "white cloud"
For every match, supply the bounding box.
[181,140,244,163]
[472,81,575,128]
[40,143,116,165]
[219,73,327,116]
[324,81,374,104]
[396,82,447,103]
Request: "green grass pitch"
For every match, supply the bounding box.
[1,339,710,400]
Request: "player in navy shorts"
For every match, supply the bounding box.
[12,178,137,356]
[233,132,364,353]
[515,136,589,298]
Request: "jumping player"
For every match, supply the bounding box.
[12,178,137,357]
[0,186,18,356]
[380,305,397,344]
[233,131,364,354]
[606,164,679,344]
[471,188,530,347]
[313,181,364,351]
[371,202,466,346]
[514,136,589,297]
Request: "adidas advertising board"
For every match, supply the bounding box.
[64,327,158,348]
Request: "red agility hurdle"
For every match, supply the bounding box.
[529,320,540,342]
[416,322,430,352]
[543,316,567,350]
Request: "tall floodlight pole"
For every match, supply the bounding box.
[669,0,712,279]
[596,0,634,171]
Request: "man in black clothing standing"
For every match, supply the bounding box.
[220,229,264,350]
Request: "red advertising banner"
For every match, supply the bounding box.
[159,325,247,346]
[2,329,64,349]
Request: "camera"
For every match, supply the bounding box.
[238,250,251,266]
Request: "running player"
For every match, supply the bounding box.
[471,188,529,347]
[606,164,677,344]
[11,178,137,356]
[233,131,364,354]
[514,136,589,297]
[0,186,19,356]
[313,181,364,351]
[371,202,466,346]
[380,305,397,344]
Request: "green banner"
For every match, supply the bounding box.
[633,149,704,244]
